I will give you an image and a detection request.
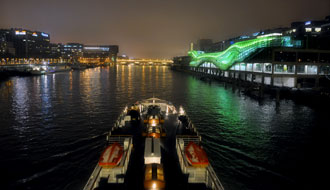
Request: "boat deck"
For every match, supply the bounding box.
[95,110,210,190]
[85,98,223,190]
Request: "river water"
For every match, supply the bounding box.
[0,66,329,190]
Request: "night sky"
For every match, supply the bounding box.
[1,0,329,58]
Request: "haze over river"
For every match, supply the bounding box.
[0,66,329,190]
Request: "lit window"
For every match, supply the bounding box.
[315,28,321,32]
[305,28,312,32]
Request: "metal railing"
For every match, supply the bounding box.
[83,136,133,190]
[206,165,225,190]
[176,137,224,190]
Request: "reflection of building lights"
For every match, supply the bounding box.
[179,106,185,115]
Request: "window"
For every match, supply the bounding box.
[240,63,246,71]
[305,28,312,32]
[296,65,305,74]
[286,65,295,73]
[234,63,240,71]
[306,65,317,74]
[315,28,321,32]
[274,64,285,73]
[253,63,262,72]
[247,63,253,71]
[320,66,330,75]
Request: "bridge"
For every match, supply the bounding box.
[117,58,173,66]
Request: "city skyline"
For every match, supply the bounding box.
[1,0,330,58]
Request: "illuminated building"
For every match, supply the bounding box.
[61,43,84,58]
[188,35,301,70]
[83,45,119,62]
[50,43,62,58]
[290,18,330,49]
[0,29,15,57]
[0,28,50,58]
[173,15,330,89]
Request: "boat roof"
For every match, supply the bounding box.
[144,138,161,164]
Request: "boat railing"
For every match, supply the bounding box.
[206,165,225,190]
[179,111,201,137]
[110,107,130,132]
[83,164,102,190]
[176,135,201,146]
[176,137,224,190]
[106,135,132,145]
[84,136,133,190]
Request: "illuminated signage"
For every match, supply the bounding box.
[15,30,26,35]
[41,32,49,37]
[305,21,311,25]
[32,32,38,37]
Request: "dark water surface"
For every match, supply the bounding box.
[0,66,329,190]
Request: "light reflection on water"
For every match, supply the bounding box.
[0,66,329,190]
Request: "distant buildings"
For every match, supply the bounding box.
[61,43,84,58]
[0,28,50,58]
[83,45,119,61]
[0,30,15,57]
[0,28,119,63]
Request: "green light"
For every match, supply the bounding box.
[189,36,299,70]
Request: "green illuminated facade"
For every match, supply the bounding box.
[188,36,300,70]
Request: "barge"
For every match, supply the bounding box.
[84,98,224,190]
